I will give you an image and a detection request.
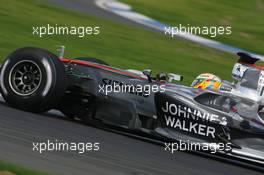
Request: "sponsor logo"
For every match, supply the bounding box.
[164,115,216,138]
[161,101,225,138]
[162,102,219,122]
[258,71,264,96]
[219,85,232,92]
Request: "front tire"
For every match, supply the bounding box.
[0,47,67,112]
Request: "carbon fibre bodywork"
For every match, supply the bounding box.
[60,56,264,165]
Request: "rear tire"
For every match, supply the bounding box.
[0,47,67,112]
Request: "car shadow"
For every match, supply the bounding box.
[0,100,262,172]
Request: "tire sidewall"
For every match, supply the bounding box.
[0,47,65,112]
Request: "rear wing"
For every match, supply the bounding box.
[231,52,264,102]
[237,52,260,64]
[232,52,264,81]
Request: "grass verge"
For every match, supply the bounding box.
[121,0,264,54]
[0,161,49,175]
[0,0,236,85]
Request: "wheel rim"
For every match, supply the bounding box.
[9,60,42,96]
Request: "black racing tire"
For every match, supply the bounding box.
[0,47,67,112]
[75,57,109,66]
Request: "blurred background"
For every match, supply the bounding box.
[1,0,263,85]
[0,0,263,174]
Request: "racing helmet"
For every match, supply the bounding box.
[156,72,168,82]
[191,73,221,90]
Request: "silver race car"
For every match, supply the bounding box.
[0,47,263,167]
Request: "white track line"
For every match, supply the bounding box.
[95,0,264,60]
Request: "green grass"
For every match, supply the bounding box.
[0,0,237,85]
[121,0,264,54]
[0,161,49,175]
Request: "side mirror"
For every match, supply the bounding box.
[167,73,183,82]
[232,63,248,82]
[57,45,65,58]
[142,69,152,82]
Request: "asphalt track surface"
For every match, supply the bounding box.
[0,0,263,175]
[0,98,263,175]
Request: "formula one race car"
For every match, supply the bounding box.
[0,47,263,167]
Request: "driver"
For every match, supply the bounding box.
[191,73,222,91]
[156,72,168,82]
